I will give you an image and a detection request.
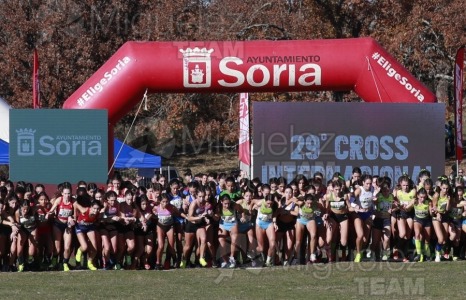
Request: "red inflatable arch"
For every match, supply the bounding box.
[63,38,436,170]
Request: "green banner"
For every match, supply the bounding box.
[10,109,108,184]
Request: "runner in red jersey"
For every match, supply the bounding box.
[35,192,53,270]
[74,199,101,270]
[48,185,74,271]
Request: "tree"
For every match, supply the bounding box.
[0,0,464,155]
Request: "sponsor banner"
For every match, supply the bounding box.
[239,92,251,166]
[10,109,108,184]
[75,57,131,107]
[64,39,436,125]
[252,102,444,184]
[455,46,465,162]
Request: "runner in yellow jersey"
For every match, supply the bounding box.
[295,193,327,264]
[372,182,395,261]
[393,175,416,262]
[406,188,432,262]
[250,193,279,267]
[449,186,466,260]
[236,189,257,266]
[432,179,451,262]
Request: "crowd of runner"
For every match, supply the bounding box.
[0,166,465,272]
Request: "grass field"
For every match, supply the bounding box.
[1,261,464,299]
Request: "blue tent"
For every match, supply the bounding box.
[113,138,161,169]
[0,138,161,169]
[0,139,8,164]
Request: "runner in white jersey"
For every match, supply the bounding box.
[352,175,376,262]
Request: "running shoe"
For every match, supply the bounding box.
[125,255,132,266]
[341,250,347,262]
[264,261,274,267]
[220,262,228,268]
[354,253,362,263]
[87,261,97,271]
[63,263,70,272]
[50,257,58,269]
[75,248,82,264]
[247,250,256,260]
[435,252,441,262]
[381,254,388,261]
[199,257,208,267]
[179,260,186,269]
[18,264,24,272]
[114,263,122,270]
[413,254,421,262]
[393,250,399,261]
[145,264,151,270]
[163,260,171,270]
[229,257,236,268]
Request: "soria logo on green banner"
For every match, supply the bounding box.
[10,109,108,184]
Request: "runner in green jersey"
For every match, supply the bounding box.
[432,180,451,262]
[393,175,416,262]
[406,188,432,262]
[250,193,279,267]
[372,182,395,261]
[449,187,466,260]
[296,193,327,264]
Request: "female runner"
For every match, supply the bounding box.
[48,185,75,271]
[218,193,246,268]
[154,194,180,270]
[295,193,327,263]
[35,192,53,269]
[167,179,187,267]
[181,188,216,268]
[275,186,299,265]
[372,181,395,261]
[15,200,38,271]
[393,175,416,262]
[117,190,137,269]
[236,188,256,265]
[431,179,451,262]
[407,188,432,262]
[448,186,466,260]
[100,190,121,270]
[323,180,350,262]
[74,199,101,270]
[352,175,376,262]
[251,193,279,267]
[134,194,156,269]
[4,194,20,271]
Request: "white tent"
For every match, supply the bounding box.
[0,97,10,142]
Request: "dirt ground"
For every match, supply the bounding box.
[163,151,239,176]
